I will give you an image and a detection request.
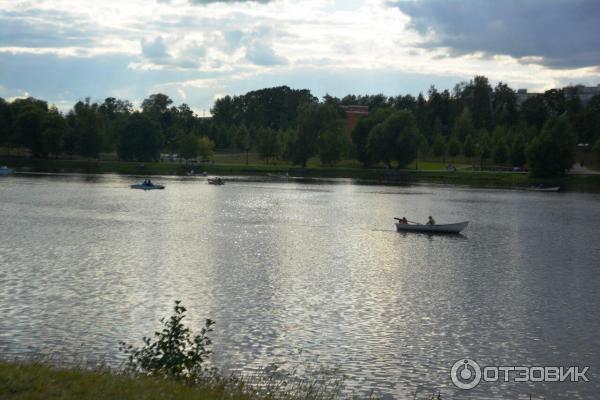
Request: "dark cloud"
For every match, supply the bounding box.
[391,0,600,69]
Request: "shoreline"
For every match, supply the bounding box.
[3,156,600,192]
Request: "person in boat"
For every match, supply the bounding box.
[426,216,436,225]
[401,217,408,224]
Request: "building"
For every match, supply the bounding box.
[342,105,369,132]
[516,84,600,108]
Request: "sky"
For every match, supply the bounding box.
[1,0,599,113]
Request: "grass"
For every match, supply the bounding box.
[0,361,249,400]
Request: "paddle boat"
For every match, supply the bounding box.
[208,177,224,185]
[528,184,560,192]
[0,166,14,175]
[394,218,469,234]
[130,180,165,190]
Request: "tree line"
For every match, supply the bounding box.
[1,77,599,176]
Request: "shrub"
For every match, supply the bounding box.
[119,300,215,381]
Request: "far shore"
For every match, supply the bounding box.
[3,156,600,192]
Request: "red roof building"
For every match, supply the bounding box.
[342,105,369,132]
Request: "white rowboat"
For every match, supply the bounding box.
[395,221,469,234]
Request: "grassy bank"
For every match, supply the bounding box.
[0,361,263,400]
[3,156,600,191]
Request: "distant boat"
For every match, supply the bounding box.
[528,185,560,192]
[130,182,165,190]
[0,166,14,175]
[208,177,224,185]
[395,219,469,234]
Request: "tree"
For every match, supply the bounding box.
[510,135,527,167]
[526,117,576,177]
[118,113,162,161]
[366,110,418,168]
[0,98,12,150]
[257,127,282,164]
[351,107,393,167]
[178,135,199,161]
[459,76,493,130]
[492,138,509,164]
[290,103,341,167]
[415,133,429,169]
[520,95,548,131]
[68,98,102,159]
[431,133,446,161]
[16,106,46,157]
[198,136,215,161]
[452,107,475,142]
[318,121,348,166]
[447,136,461,160]
[41,109,66,157]
[492,82,518,127]
[477,129,491,169]
[463,135,476,159]
[593,139,600,163]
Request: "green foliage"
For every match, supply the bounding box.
[351,107,393,167]
[452,107,475,142]
[431,133,446,159]
[527,117,576,177]
[477,129,491,168]
[492,82,518,127]
[257,127,282,163]
[447,136,461,159]
[178,135,199,160]
[492,138,509,164]
[119,301,215,381]
[198,136,215,161]
[366,110,419,167]
[118,113,163,162]
[510,135,527,167]
[290,103,341,167]
[463,135,476,158]
[318,122,349,166]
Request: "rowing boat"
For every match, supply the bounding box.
[395,221,469,234]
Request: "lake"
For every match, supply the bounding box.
[1,173,599,399]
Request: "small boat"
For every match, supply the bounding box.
[208,177,224,185]
[395,220,469,234]
[130,182,165,190]
[528,185,560,192]
[0,166,14,175]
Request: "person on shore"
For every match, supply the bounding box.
[427,216,436,225]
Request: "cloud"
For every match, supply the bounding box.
[242,27,287,66]
[141,36,169,60]
[391,0,600,69]
[189,0,272,4]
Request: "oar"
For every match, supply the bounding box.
[394,217,422,225]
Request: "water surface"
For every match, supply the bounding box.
[1,174,599,399]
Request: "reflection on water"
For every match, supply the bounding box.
[1,173,599,399]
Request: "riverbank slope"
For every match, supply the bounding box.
[2,156,600,191]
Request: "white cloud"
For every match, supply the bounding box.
[0,0,598,111]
